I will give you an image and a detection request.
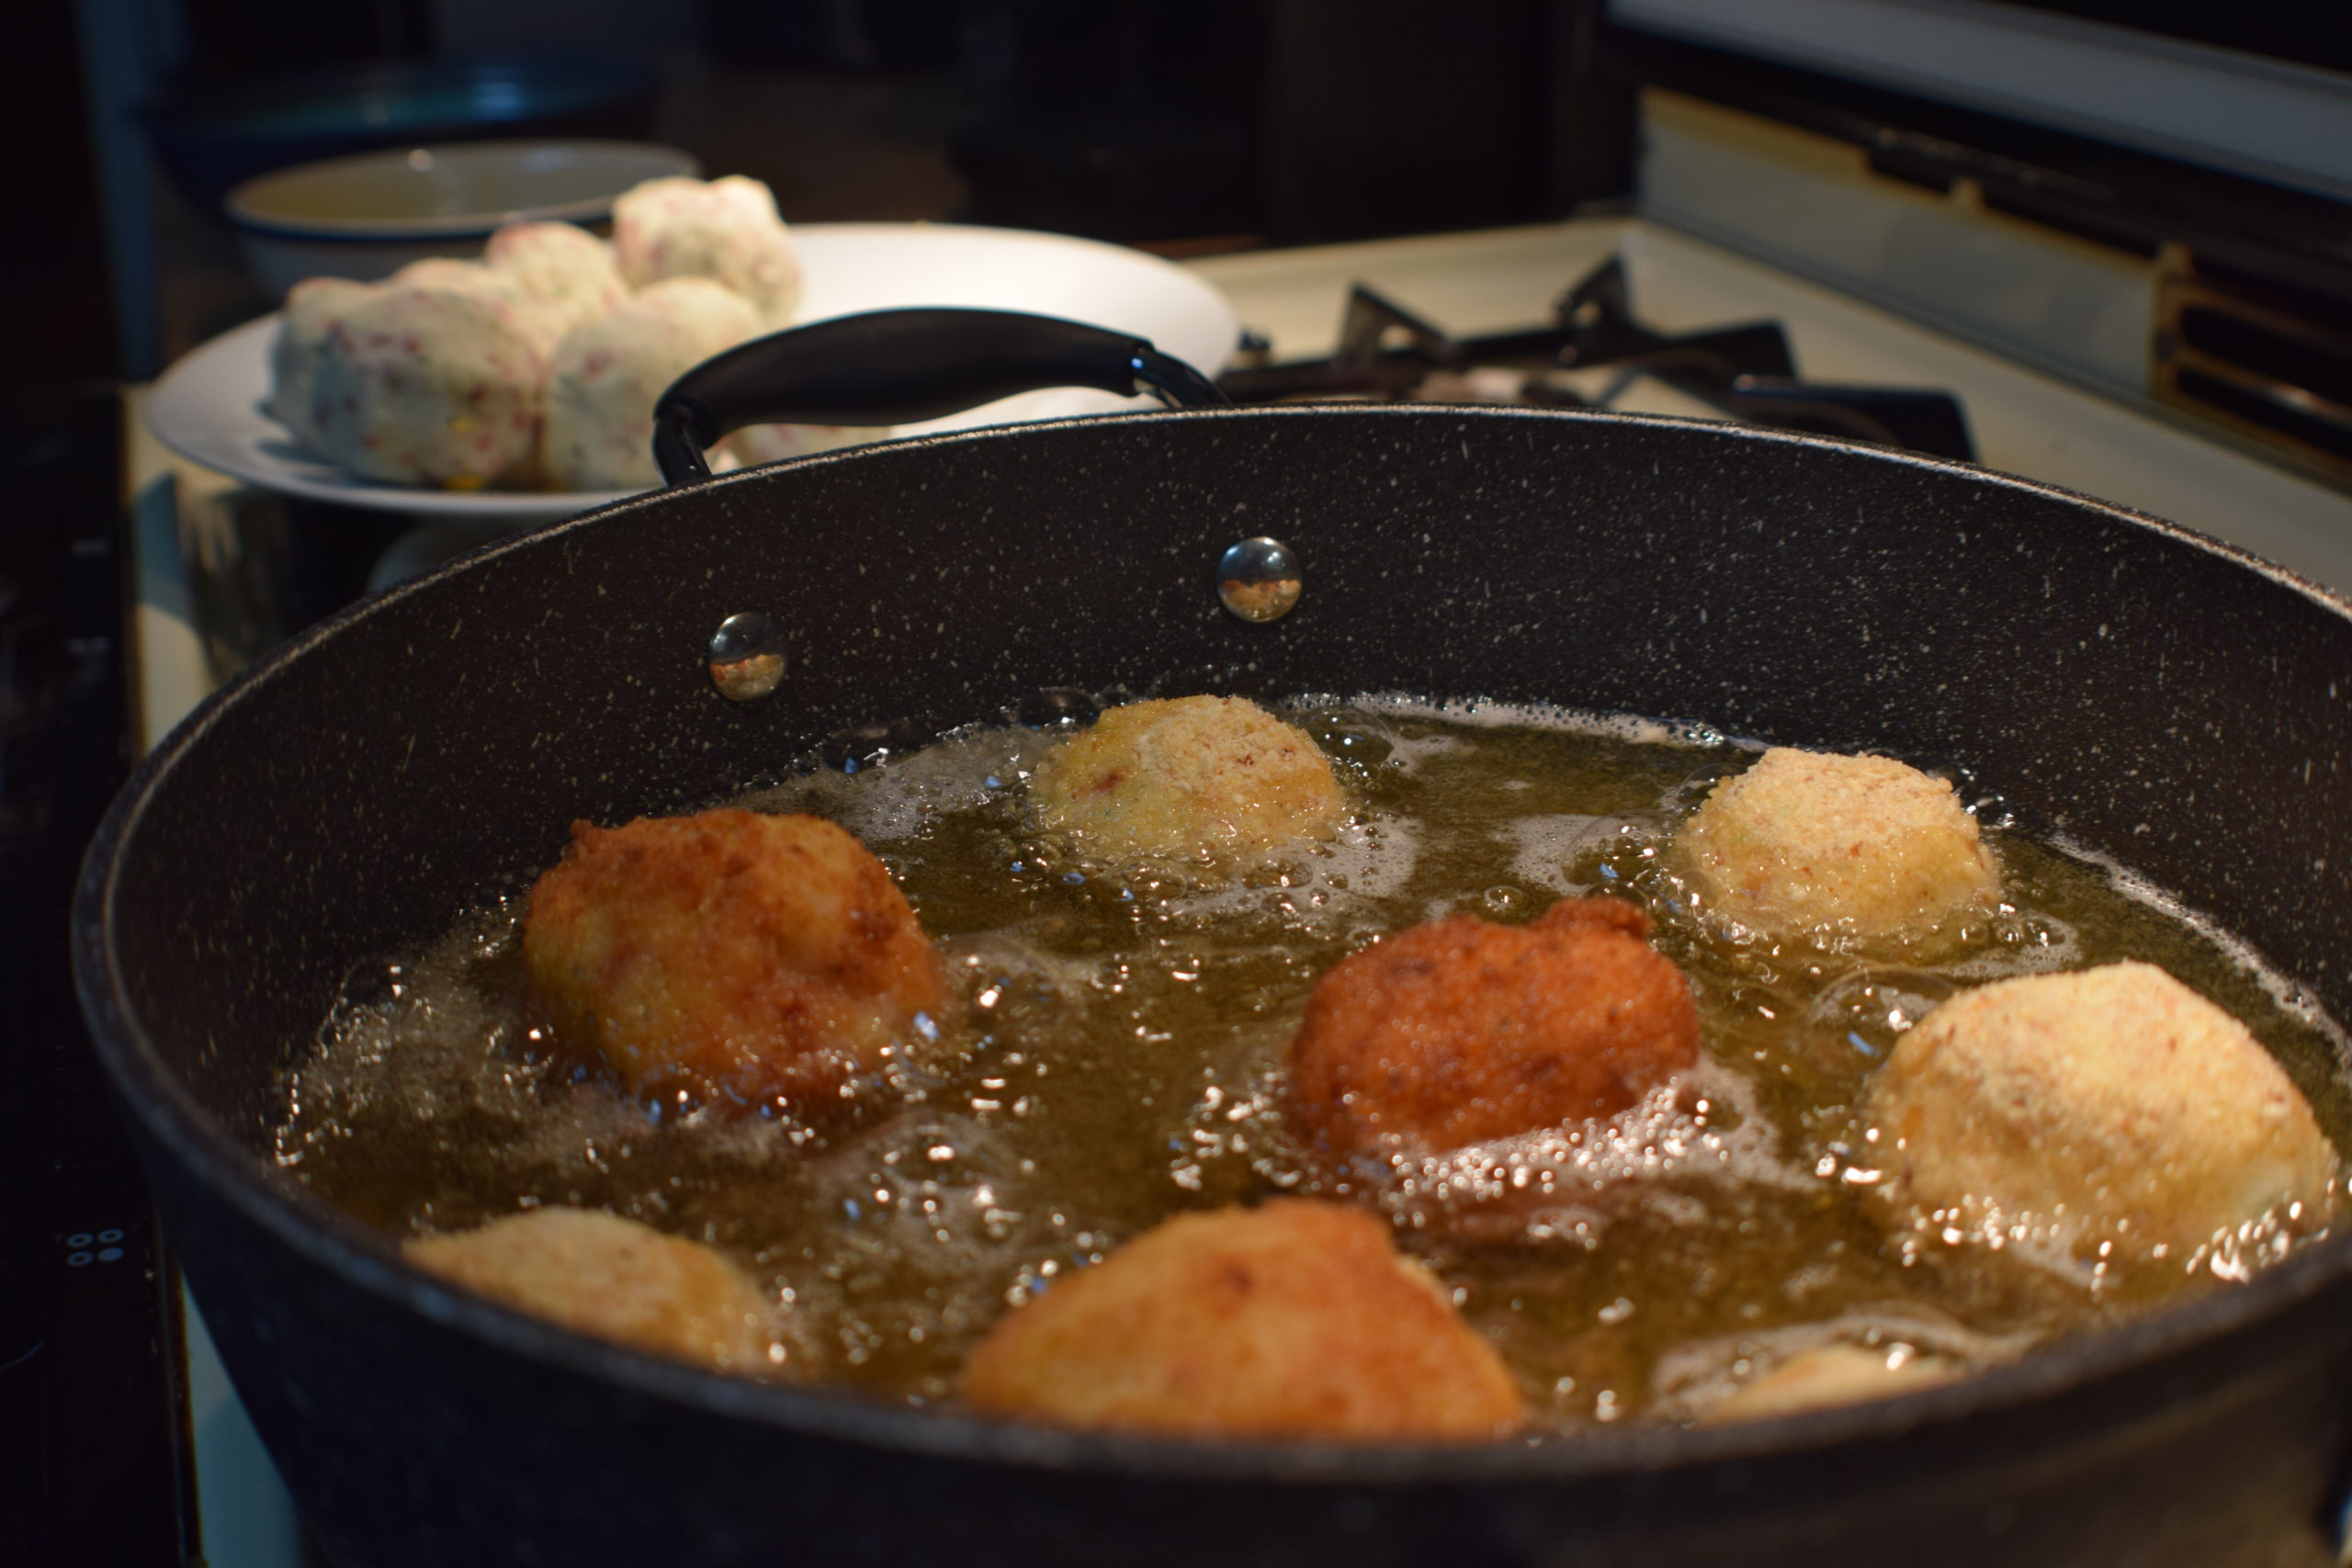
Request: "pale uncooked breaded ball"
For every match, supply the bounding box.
[1674,747,2000,949]
[485,220,628,333]
[267,276,382,450]
[1032,696,1348,873]
[612,175,803,326]
[1706,1343,1960,1423]
[405,1207,778,1373]
[1287,897,1699,1159]
[1866,962,2339,1258]
[522,808,947,1113]
[724,420,885,468]
[386,256,571,357]
[959,1201,1524,1440]
[307,287,546,489]
[542,276,763,491]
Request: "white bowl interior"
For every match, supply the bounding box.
[224,139,700,238]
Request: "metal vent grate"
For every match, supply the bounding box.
[2155,268,2352,485]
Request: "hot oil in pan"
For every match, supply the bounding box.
[274,700,2352,1427]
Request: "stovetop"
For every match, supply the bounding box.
[76,207,2352,1566]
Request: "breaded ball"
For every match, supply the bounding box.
[723,420,883,469]
[267,276,380,451]
[1866,962,2339,1257]
[1287,897,1700,1158]
[1674,748,2000,949]
[959,1201,1524,1440]
[308,287,547,489]
[542,276,763,491]
[484,220,628,333]
[405,1207,777,1373]
[1706,1344,1959,1423]
[1032,696,1347,873]
[386,256,571,357]
[612,175,803,326]
[522,809,947,1112]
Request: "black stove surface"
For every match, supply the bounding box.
[1216,256,1976,462]
[2,385,196,1568]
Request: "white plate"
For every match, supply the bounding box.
[145,222,1240,527]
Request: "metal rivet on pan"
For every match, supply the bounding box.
[1216,536,1302,623]
[707,612,786,702]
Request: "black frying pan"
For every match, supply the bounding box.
[74,312,2352,1566]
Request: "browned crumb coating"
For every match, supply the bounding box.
[405,1207,777,1373]
[1285,897,1700,1158]
[959,1200,1524,1440]
[522,808,945,1112]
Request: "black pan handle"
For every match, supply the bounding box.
[652,307,1228,485]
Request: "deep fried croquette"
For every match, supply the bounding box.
[958,1200,1523,1439]
[522,809,946,1111]
[1286,897,1700,1158]
[1031,695,1347,873]
[404,1207,778,1372]
[1866,962,2339,1258]
[1674,747,2000,949]
[1706,1343,1960,1423]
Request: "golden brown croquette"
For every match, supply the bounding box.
[405,1207,778,1372]
[1675,748,2000,949]
[522,809,946,1112]
[1285,897,1700,1159]
[1032,695,1347,873]
[958,1201,1524,1439]
[1866,962,2338,1258]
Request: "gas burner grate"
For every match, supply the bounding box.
[1217,256,1975,462]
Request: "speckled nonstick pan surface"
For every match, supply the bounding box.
[75,406,2352,1566]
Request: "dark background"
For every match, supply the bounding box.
[5,0,1642,389]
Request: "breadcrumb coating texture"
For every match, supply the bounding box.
[959,1201,1524,1439]
[1866,962,2338,1258]
[267,276,381,449]
[612,174,803,325]
[483,220,628,332]
[309,287,547,489]
[405,1207,777,1372]
[521,809,945,1112]
[1032,696,1347,873]
[1287,897,1700,1158]
[1676,747,2000,949]
[1706,1344,1960,1423]
[543,277,763,490]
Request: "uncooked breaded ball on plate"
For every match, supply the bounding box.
[1674,747,2000,950]
[958,1200,1524,1440]
[724,419,884,469]
[405,1207,779,1373]
[612,174,803,326]
[266,276,380,451]
[542,276,763,491]
[1287,897,1700,1160]
[386,255,571,358]
[1865,961,2339,1259]
[1031,695,1348,874]
[484,220,628,333]
[307,286,547,489]
[521,808,946,1114]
